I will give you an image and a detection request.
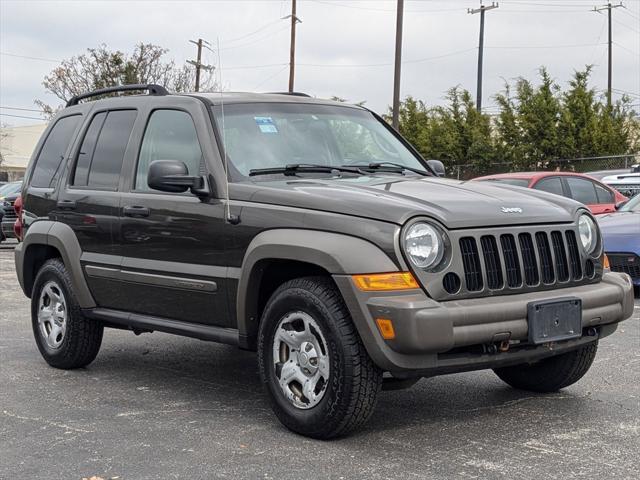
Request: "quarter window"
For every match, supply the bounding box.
[72,110,137,190]
[534,177,564,196]
[136,110,203,191]
[595,183,614,203]
[566,177,599,205]
[30,115,82,188]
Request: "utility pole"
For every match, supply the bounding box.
[391,0,404,130]
[284,0,301,92]
[468,2,499,111]
[594,2,623,106]
[188,38,214,92]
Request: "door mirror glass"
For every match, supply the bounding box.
[427,159,445,177]
[147,160,203,194]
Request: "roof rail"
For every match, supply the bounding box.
[265,91,311,97]
[66,84,170,107]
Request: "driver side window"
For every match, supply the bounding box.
[136,110,203,191]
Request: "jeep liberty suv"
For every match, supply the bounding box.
[14,84,635,439]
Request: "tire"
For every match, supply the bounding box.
[31,258,103,369]
[493,342,598,393]
[258,276,382,439]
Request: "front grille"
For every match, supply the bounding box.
[610,184,640,198]
[2,201,16,220]
[608,253,640,279]
[453,227,596,298]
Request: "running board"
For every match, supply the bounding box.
[86,308,239,346]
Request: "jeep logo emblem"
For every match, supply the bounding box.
[501,207,523,213]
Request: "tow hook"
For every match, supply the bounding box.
[586,327,598,337]
[499,339,510,352]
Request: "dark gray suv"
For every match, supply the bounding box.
[14,85,635,438]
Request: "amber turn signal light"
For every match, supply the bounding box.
[375,318,396,340]
[603,254,610,270]
[352,272,419,291]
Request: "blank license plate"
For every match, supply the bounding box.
[527,297,582,344]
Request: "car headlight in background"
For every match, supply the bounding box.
[578,214,598,255]
[403,222,445,269]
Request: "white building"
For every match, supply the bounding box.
[0,123,48,181]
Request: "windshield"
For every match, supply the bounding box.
[619,194,640,212]
[212,103,427,178]
[0,182,21,197]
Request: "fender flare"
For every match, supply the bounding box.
[19,221,96,308]
[236,229,398,346]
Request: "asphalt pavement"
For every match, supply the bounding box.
[1,240,638,480]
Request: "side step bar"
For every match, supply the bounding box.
[85,308,239,346]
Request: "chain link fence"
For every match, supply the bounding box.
[452,154,639,180]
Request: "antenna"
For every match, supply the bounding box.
[216,37,239,225]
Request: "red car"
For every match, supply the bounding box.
[473,171,628,215]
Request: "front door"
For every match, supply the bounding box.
[115,105,231,327]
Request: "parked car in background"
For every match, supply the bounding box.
[586,164,638,181]
[473,172,627,215]
[598,194,640,291]
[0,181,22,243]
[601,166,640,198]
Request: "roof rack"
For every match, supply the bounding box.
[265,91,311,97]
[66,84,170,107]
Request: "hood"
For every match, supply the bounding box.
[598,212,640,236]
[239,175,582,228]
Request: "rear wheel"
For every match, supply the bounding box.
[493,342,598,392]
[258,277,382,439]
[31,258,103,369]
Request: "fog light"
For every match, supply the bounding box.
[375,318,396,340]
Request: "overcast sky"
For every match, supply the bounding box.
[1,0,639,126]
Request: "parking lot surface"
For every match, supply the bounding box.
[1,241,638,479]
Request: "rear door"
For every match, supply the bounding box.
[564,176,608,214]
[113,98,231,326]
[57,108,137,307]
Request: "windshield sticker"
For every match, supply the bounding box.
[255,116,278,134]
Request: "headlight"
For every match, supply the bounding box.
[578,214,597,255]
[403,222,445,269]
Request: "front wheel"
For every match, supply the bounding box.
[31,258,103,369]
[493,342,598,393]
[258,277,382,439]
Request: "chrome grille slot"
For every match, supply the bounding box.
[480,235,503,289]
[565,230,583,280]
[518,233,539,286]
[535,232,555,284]
[500,234,522,288]
[551,231,569,282]
[460,237,483,291]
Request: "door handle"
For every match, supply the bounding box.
[123,205,150,218]
[56,200,76,210]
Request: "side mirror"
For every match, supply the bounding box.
[148,160,206,195]
[427,159,446,177]
[615,200,628,210]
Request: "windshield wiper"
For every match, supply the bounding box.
[343,162,430,176]
[249,164,364,177]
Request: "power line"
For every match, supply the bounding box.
[297,48,476,68]
[0,51,60,63]
[0,113,45,121]
[0,106,46,113]
[307,0,463,13]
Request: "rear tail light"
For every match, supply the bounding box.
[13,195,23,241]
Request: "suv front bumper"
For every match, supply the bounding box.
[334,271,634,376]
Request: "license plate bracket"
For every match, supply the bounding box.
[527,297,582,344]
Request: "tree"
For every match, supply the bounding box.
[36,43,217,117]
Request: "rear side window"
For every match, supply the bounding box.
[566,177,598,204]
[135,110,203,191]
[534,177,564,196]
[30,115,81,188]
[595,183,614,203]
[72,110,137,190]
